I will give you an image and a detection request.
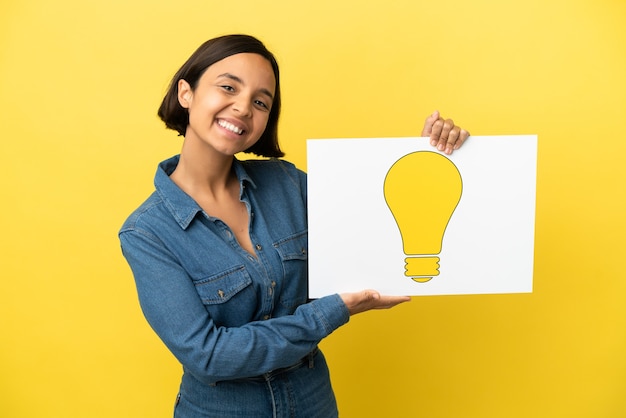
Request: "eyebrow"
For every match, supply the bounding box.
[217,72,274,101]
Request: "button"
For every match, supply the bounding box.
[263,315,270,320]
[217,290,225,298]
[256,244,262,251]
[271,281,276,287]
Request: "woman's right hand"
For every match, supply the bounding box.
[340,290,411,316]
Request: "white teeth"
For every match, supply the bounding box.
[218,120,243,135]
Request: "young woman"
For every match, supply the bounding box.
[119,34,470,418]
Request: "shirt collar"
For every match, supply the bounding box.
[154,155,257,230]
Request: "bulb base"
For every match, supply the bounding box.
[404,256,440,282]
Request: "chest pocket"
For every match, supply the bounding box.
[273,231,308,309]
[193,265,253,305]
[273,230,308,262]
[192,265,255,327]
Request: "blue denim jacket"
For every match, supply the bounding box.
[119,155,349,386]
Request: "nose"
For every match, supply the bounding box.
[233,95,253,118]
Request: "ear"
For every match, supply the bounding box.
[177,79,192,108]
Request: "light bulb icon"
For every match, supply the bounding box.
[383,151,463,282]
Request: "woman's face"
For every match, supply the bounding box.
[178,53,276,157]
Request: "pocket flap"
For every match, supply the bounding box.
[193,265,252,305]
[273,231,308,261]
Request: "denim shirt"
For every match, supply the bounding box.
[119,155,349,386]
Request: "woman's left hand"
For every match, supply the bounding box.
[422,110,470,155]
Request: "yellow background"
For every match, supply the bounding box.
[2,0,625,417]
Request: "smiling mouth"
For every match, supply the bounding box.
[217,119,244,135]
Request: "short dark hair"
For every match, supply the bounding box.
[157,34,284,158]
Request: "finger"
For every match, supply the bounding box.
[367,294,411,310]
[440,118,455,142]
[444,126,462,155]
[454,129,470,150]
[422,110,440,136]
[342,291,411,315]
[376,295,412,309]
[433,118,454,151]
[429,118,444,146]
[446,128,471,154]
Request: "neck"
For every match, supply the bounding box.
[169,137,238,198]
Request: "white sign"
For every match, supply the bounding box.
[307,136,537,297]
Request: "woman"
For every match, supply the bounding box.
[119,34,469,417]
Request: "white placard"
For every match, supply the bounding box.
[307,136,537,297]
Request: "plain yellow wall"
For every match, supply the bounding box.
[2,0,625,417]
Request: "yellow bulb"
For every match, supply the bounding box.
[383,151,462,282]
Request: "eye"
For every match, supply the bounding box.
[254,99,270,110]
[220,85,235,92]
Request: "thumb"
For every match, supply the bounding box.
[421,110,440,136]
[364,290,380,302]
